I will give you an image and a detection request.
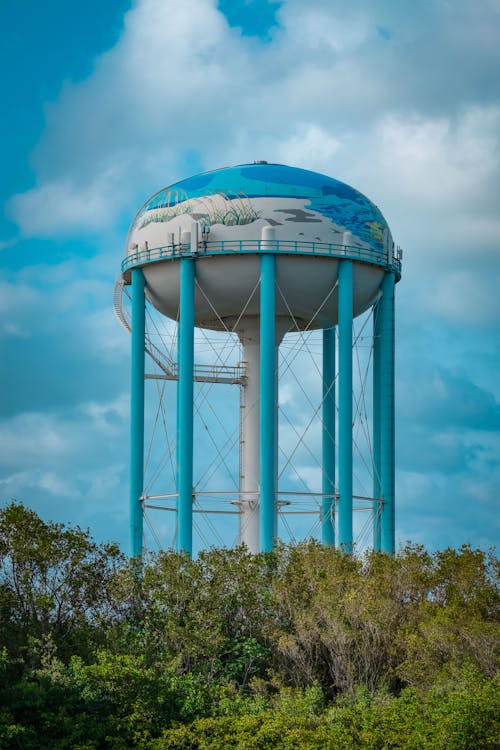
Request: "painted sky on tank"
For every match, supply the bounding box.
[136,163,389,250]
[1,0,499,553]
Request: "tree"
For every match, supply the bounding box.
[116,546,272,688]
[0,501,123,664]
[396,545,499,688]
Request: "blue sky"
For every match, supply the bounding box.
[1,0,499,553]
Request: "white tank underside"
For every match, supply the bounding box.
[142,253,384,331]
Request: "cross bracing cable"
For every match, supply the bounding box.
[143,361,177,494]
[195,280,231,334]
[193,496,226,547]
[275,280,338,381]
[229,276,261,332]
[279,513,297,544]
[278,403,324,482]
[187,276,270,498]
[144,352,176,491]
[144,508,164,551]
[192,515,212,550]
[276,290,336,484]
[193,405,237,490]
[276,282,337,435]
[350,308,378,499]
[354,331,375,469]
[276,290,379,549]
[190,346,241,491]
[193,380,241,492]
[194,412,240,492]
[131,268,383,553]
[143,368,165,478]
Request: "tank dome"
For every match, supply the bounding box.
[127,162,392,255]
[124,163,399,330]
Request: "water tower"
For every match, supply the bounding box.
[118,163,401,557]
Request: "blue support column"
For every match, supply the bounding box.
[338,260,353,552]
[177,257,195,555]
[130,268,145,558]
[322,326,336,545]
[372,298,382,551]
[380,272,396,555]
[260,253,276,553]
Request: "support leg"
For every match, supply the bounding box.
[380,272,396,555]
[338,260,353,552]
[322,326,336,546]
[373,299,382,551]
[177,257,195,555]
[130,269,145,558]
[260,253,276,553]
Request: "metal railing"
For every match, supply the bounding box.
[122,239,402,276]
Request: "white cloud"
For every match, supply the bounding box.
[421,269,500,327]
[82,395,129,433]
[0,412,73,468]
[3,0,500,551]
[274,124,341,172]
[84,307,130,361]
[375,106,500,214]
[8,0,500,247]
[8,0,249,237]
[2,322,30,339]
[8,169,128,237]
[0,279,40,317]
[277,4,372,54]
[38,471,73,497]
[293,465,321,490]
[0,238,18,252]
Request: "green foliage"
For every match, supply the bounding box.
[396,545,499,688]
[0,501,124,664]
[150,674,500,750]
[113,545,273,688]
[0,501,498,748]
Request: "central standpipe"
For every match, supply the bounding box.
[238,324,261,554]
[238,321,287,553]
[259,253,277,553]
[238,232,289,553]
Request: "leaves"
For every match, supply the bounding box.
[0,502,124,664]
[0,502,498,748]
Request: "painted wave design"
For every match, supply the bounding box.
[135,164,389,250]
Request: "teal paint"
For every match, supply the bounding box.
[122,239,402,276]
[122,163,402,557]
[322,326,336,546]
[177,257,195,555]
[260,253,276,553]
[130,268,145,558]
[338,260,353,552]
[380,272,396,555]
[372,298,382,551]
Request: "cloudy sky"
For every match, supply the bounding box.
[1,0,499,553]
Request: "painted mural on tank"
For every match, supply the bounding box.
[127,163,392,256]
